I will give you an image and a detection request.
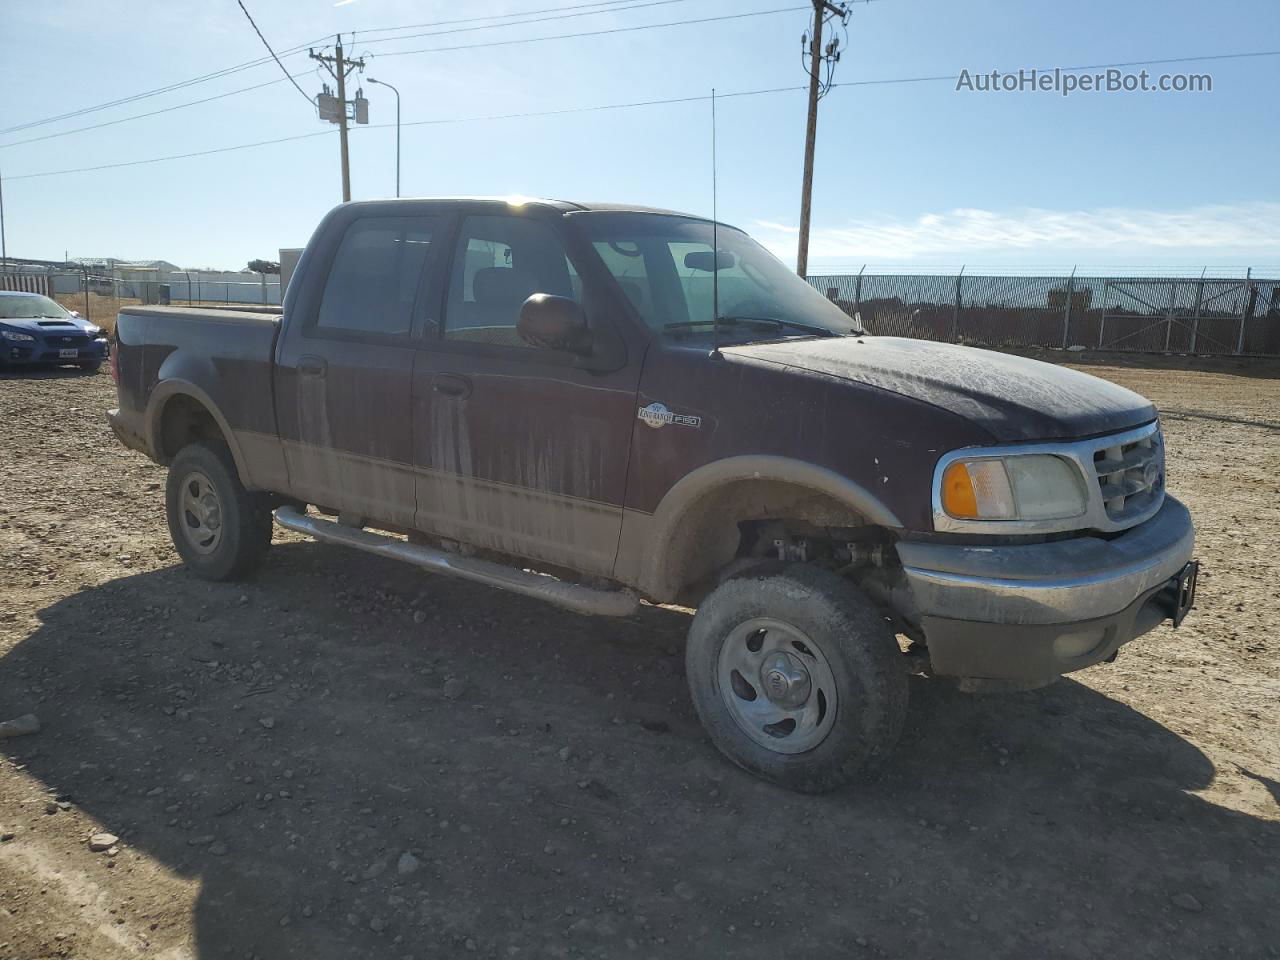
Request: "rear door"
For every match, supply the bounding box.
[275,212,447,527]
[410,209,643,576]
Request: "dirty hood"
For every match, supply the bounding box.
[730,336,1156,442]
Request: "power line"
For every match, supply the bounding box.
[375,5,808,58]
[0,1,786,149]
[0,37,327,137]
[352,0,689,36]
[0,0,701,137]
[356,0,701,48]
[7,49,1279,181]
[4,85,808,182]
[0,74,312,150]
[234,0,316,106]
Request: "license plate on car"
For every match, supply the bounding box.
[1171,560,1199,627]
[59,348,79,359]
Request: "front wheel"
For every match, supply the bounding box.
[165,442,272,581]
[685,565,907,793]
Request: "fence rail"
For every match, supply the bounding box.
[809,272,1280,356]
[2,265,281,332]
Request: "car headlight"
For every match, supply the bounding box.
[1,330,35,342]
[939,454,1087,521]
[86,324,102,337]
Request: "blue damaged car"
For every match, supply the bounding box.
[0,291,110,371]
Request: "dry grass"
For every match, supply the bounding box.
[52,293,141,335]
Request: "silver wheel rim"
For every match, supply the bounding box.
[178,469,224,555]
[716,617,839,755]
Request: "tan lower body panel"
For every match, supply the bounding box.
[277,439,621,578]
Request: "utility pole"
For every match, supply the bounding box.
[796,0,848,278]
[310,36,368,203]
[0,167,7,274]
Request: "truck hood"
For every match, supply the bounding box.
[728,336,1156,442]
[0,316,98,336]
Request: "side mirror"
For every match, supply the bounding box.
[683,249,736,272]
[69,310,81,318]
[518,294,592,354]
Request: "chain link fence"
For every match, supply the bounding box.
[809,271,1280,356]
[1,265,282,334]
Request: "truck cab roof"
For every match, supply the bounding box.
[341,196,710,221]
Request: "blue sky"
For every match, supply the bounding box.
[2,0,1277,272]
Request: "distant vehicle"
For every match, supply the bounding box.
[0,291,109,372]
[107,198,1197,793]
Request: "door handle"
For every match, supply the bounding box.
[433,373,472,399]
[298,355,327,378]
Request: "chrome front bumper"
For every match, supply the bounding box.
[895,496,1196,686]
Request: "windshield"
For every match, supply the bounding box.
[572,213,861,341]
[0,294,72,320]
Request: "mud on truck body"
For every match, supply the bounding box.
[109,198,1198,792]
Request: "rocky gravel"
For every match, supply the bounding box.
[1,359,1277,959]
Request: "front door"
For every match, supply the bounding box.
[411,210,642,577]
[276,213,445,527]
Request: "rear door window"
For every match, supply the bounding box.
[315,216,440,337]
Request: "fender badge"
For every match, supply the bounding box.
[638,402,701,430]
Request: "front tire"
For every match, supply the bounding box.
[166,442,272,581]
[78,360,103,373]
[685,565,907,793]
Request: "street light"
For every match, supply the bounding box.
[367,77,400,198]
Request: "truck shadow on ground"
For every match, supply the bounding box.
[3,542,1276,959]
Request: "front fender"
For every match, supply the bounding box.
[618,454,904,601]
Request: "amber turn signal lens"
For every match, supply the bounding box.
[941,461,979,518]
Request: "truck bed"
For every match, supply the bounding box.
[112,304,286,491]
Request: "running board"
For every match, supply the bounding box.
[272,506,640,618]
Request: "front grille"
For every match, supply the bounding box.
[45,334,90,348]
[1092,427,1164,524]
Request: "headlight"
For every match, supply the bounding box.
[1,330,35,342]
[939,454,1087,521]
[86,324,102,337]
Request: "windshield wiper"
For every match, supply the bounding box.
[664,316,841,338]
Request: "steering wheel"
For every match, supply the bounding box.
[607,240,643,258]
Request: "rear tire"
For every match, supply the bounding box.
[166,442,272,581]
[685,564,907,793]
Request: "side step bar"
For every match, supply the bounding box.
[272,506,640,618]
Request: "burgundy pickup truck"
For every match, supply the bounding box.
[109,198,1197,792]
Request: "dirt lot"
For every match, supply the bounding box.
[1,356,1277,960]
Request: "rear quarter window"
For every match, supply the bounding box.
[315,216,440,336]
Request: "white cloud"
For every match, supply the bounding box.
[753,202,1280,264]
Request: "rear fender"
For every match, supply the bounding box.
[146,379,249,483]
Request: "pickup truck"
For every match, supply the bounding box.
[108,197,1198,793]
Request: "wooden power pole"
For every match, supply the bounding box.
[310,36,367,203]
[796,0,847,278]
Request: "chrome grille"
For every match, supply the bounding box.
[1092,427,1164,524]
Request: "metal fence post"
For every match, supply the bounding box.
[1237,268,1253,355]
[1098,280,1109,348]
[82,266,89,321]
[950,266,964,342]
[1163,280,1176,352]
[854,263,865,308]
[1190,267,1205,354]
[1061,266,1076,348]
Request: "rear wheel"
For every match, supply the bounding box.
[685,565,907,793]
[165,442,272,581]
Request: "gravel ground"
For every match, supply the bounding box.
[1,357,1277,960]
